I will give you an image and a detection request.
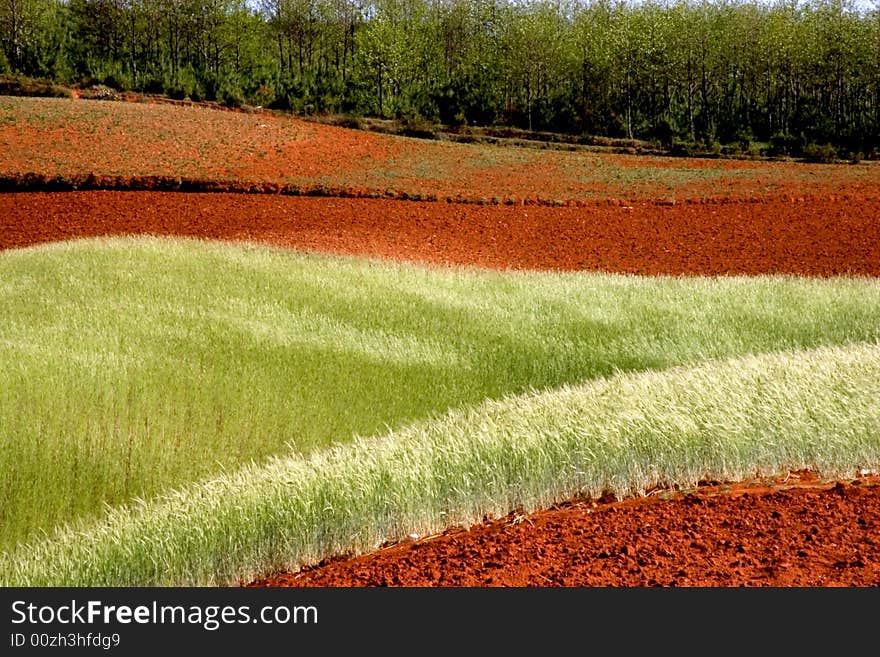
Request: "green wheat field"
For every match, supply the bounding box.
[1,236,878,585]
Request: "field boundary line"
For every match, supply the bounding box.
[1,173,875,208]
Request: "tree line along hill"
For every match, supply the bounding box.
[1,0,879,160]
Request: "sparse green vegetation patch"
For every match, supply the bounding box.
[2,96,878,203]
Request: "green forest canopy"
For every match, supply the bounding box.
[1,0,878,153]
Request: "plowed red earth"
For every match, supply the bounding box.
[2,191,880,276]
[249,472,880,587]
[4,190,880,587]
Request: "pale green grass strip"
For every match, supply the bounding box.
[3,341,878,587]
[3,237,880,549]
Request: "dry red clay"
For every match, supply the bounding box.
[4,191,880,587]
[250,472,880,587]
[2,191,880,276]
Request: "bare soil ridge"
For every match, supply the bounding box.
[7,172,877,208]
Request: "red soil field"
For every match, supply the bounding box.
[3,189,879,587]
[3,96,880,204]
[2,191,880,276]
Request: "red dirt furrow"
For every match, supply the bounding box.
[2,191,880,276]
[250,472,880,587]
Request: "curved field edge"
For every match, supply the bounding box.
[3,341,878,586]
[3,236,880,550]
